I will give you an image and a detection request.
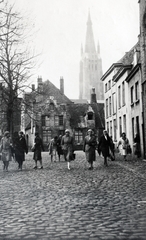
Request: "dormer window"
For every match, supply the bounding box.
[88,112,93,120]
[50,103,54,110]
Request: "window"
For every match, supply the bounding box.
[107,122,109,133]
[136,116,140,136]
[123,114,126,133]
[132,117,134,140]
[119,117,122,136]
[54,116,59,126]
[74,130,83,144]
[108,80,111,89]
[88,112,93,120]
[95,64,97,70]
[106,98,108,118]
[118,86,121,108]
[105,83,107,92]
[59,115,63,126]
[114,119,116,141]
[50,103,54,110]
[109,96,112,116]
[112,93,116,114]
[42,130,51,144]
[122,81,125,106]
[135,82,139,101]
[45,116,50,127]
[110,120,112,136]
[131,86,134,104]
[42,116,45,126]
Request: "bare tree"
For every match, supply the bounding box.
[0,1,35,135]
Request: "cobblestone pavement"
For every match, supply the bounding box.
[0,151,146,240]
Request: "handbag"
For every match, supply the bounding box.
[127,145,132,154]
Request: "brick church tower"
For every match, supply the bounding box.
[79,11,104,102]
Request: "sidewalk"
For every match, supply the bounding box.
[113,152,146,179]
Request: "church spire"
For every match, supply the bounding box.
[85,10,96,53]
[97,41,100,54]
[81,43,83,55]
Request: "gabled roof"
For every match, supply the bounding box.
[67,102,105,129]
[101,42,140,82]
[41,80,72,104]
[117,42,139,65]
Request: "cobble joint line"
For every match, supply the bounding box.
[0,151,146,240]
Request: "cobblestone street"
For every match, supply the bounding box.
[0,151,146,240]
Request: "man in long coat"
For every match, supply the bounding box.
[14,131,28,170]
[98,130,111,166]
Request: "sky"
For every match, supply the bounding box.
[9,0,139,99]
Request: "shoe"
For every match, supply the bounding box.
[88,167,92,170]
[34,166,37,169]
[40,166,43,169]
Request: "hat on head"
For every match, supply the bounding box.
[19,131,23,135]
[88,129,93,132]
[65,129,70,133]
[4,131,10,137]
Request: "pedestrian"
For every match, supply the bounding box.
[61,129,74,170]
[33,132,44,169]
[0,131,13,171]
[14,131,28,170]
[109,135,115,161]
[133,133,141,158]
[83,129,97,170]
[48,136,58,162]
[56,135,63,161]
[98,130,111,166]
[117,132,130,161]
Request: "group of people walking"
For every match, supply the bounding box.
[0,131,28,171]
[0,128,141,172]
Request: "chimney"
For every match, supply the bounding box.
[90,88,97,104]
[60,77,64,94]
[32,84,35,91]
[37,76,43,92]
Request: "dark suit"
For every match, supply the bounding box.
[98,134,111,166]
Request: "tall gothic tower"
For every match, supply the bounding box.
[79,11,104,101]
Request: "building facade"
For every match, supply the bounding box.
[139,0,146,158]
[101,43,144,157]
[79,12,104,102]
[22,77,104,150]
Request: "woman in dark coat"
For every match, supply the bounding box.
[33,132,44,169]
[56,135,63,161]
[133,133,141,158]
[14,131,28,170]
[98,130,111,166]
[83,129,97,170]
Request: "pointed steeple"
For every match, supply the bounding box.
[97,41,100,54]
[85,10,96,53]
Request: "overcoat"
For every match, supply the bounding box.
[83,135,97,163]
[98,135,111,158]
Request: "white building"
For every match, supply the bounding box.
[101,42,144,156]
